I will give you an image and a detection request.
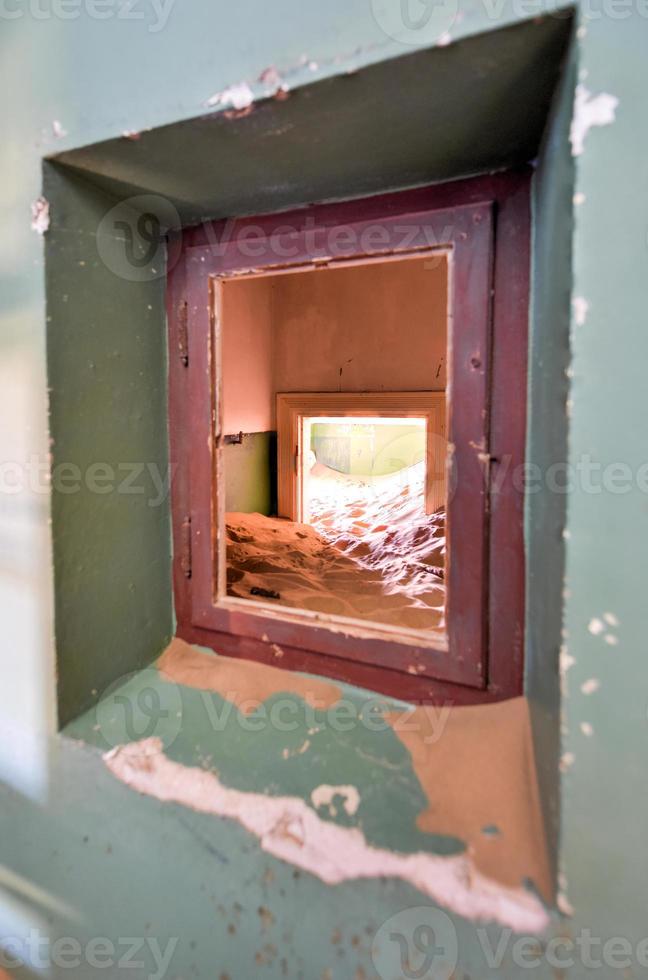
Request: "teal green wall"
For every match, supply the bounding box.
[4,668,546,980]
[44,164,173,727]
[526,38,577,879]
[1,1,647,976]
[224,433,276,515]
[560,12,648,942]
[48,16,570,226]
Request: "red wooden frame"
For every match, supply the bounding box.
[167,170,531,704]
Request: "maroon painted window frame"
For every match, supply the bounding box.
[167,170,531,705]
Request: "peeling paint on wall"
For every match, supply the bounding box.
[560,648,576,676]
[386,698,552,903]
[311,784,361,817]
[588,614,619,646]
[30,197,50,235]
[570,84,619,156]
[259,65,290,100]
[206,81,255,112]
[581,678,600,695]
[154,642,551,909]
[557,890,575,918]
[560,752,575,772]
[572,296,589,327]
[104,737,549,934]
[157,638,342,713]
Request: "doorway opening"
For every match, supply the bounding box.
[220,252,448,639]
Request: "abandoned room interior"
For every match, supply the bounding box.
[2,1,644,977]
[221,256,448,636]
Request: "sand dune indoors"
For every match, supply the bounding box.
[226,462,445,632]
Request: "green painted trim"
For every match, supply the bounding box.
[525,38,577,880]
[44,163,173,726]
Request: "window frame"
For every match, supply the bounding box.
[167,170,531,704]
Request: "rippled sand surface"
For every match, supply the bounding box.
[226,462,445,632]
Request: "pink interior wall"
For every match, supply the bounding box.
[221,277,274,434]
[273,256,447,394]
[221,256,447,432]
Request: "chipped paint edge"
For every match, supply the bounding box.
[570,84,619,157]
[311,784,361,817]
[105,738,550,935]
[30,197,50,235]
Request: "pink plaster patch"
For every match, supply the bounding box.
[30,197,50,235]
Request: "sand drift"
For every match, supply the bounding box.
[226,462,446,632]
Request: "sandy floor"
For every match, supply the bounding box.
[226,461,446,632]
